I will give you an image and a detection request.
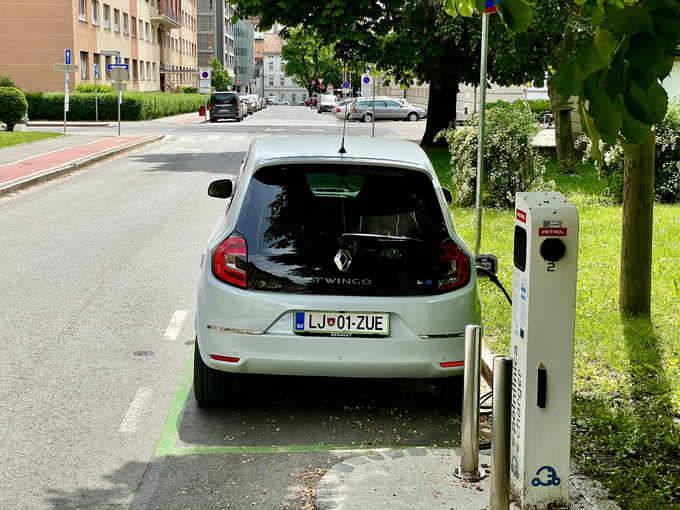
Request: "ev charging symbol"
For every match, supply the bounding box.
[531,466,561,486]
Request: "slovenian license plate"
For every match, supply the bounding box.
[293,311,390,336]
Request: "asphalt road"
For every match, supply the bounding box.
[0,106,472,510]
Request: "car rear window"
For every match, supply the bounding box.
[233,164,452,296]
[211,93,237,105]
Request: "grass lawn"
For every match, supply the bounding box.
[0,131,65,149]
[426,148,680,509]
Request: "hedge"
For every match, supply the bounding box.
[0,86,29,130]
[25,91,204,121]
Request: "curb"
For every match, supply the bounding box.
[0,134,164,198]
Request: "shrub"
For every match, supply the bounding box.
[24,91,204,121]
[73,83,113,94]
[0,75,17,88]
[437,101,552,208]
[180,86,199,94]
[578,101,680,204]
[0,86,29,130]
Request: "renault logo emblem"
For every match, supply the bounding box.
[334,250,352,271]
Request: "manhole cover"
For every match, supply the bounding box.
[133,350,155,357]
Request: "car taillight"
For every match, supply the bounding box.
[438,241,470,292]
[352,108,357,113]
[213,233,247,288]
[236,102,239,107]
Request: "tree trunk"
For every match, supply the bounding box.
[619,129,655,317]
[420,83,459,147]
[548,85,576,174]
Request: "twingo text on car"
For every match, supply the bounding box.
[195,136,484,408]
[208,91,242,122]
[350,97,427,122]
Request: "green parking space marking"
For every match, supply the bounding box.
[153,349,418,457]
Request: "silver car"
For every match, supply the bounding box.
[194,136,482,407]
[333,98,355,120]
[350,97,427,122]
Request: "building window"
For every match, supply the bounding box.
[123,13,128,34]
[139,20,143,39]
[105,56,111,78]
[140,60,144,80]
[268,61,273,70]
[92,0,98,25]
[145,22,149,41]
[152,63,156,79]
[79,0,86,20]
[103,4,109,29]
[131,16,136,36]
[80,52,88,78]
[269,76,273,86]
[132,59,137,80]
[280,77,285,86]
[113,9,119,31]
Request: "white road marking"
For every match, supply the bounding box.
[230,134,245,140]
[119,387,154,432]
[299,129,327,132]
[180,135,197,141]
[206,135,221,140]
[172,148,203,153]
[164,310,188,340]
[265,128,285,131]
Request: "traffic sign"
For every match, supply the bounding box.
[326,83,334,90]
[199,79,211,88]
[362,74,372,85]
[484,0,498,13]
[342,81,350,89]
[199,67,211,80]
[237,79,241,84]
[311,80,315,86]
[110,67,128,82]
[100,50,119,56]
[107,63,129,70]
[94,63,99,77]
[318,78,324,84]
[111,82,127,92]
[65,49,71,65]
[54,63,79,72]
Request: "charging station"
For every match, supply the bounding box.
[509,192,579,509]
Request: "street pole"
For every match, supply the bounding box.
[474,13,490,255]
[94,64,99,122]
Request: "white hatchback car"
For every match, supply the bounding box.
[194,136,482,407]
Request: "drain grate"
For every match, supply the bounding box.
[570,480,594,510]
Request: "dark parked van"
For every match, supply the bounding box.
[209,91,242,122]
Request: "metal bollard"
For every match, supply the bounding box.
[490,356,513,510]
[454,324,485,481]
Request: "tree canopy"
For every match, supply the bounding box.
[208,57,233,92]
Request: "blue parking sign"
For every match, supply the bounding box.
[65,49,71,65]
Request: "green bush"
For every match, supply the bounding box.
[180,86,199,94]
[73,83,113,94]
[579,101,680,204]
[0,86,29,130]
[0,75,17,88]
[24,91,204,121]
[437,101,552,208]
[526,99,552,116]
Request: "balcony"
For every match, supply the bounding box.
[150,2,181,29]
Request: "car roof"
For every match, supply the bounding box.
[247,136,435,174]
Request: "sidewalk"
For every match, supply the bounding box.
[0,111,206,198]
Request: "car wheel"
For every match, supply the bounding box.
[193,339,234,406]
[209,118,217,123]
[318,108,322,114]
[347,113,355,122]
[407,112,419,122]
[364,113,373,123]
[236,116,242,122]
[434,376,463,410]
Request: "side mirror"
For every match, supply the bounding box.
[208,179,233,199]
[441,187,453,205]
[475,253,498,277]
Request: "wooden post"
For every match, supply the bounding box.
[619,129,655,317]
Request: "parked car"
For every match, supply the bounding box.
[350,97,427,122]
[334,98,355,121]
[240,100,248,117]
[318,94,339,113]
[305,99,311,106]
[242,95,260,112]
[194,135,484,408]
[242,98,255,115]
[208,91,242,122]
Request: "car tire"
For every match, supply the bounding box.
[435,376,463,410]
[318,108,322,114]
[347,113,355,122]
[194,340,234,406]
[407,112,419,122]
[364,113,373,123]
[236,116,242,122]
[209,118,217,123]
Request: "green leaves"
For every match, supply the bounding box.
[444,0,533,32]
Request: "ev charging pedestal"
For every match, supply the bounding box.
[510,192,579,509]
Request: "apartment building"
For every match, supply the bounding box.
[0,0,197,93]
[262,33,307,104]
[196,0,235,75]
